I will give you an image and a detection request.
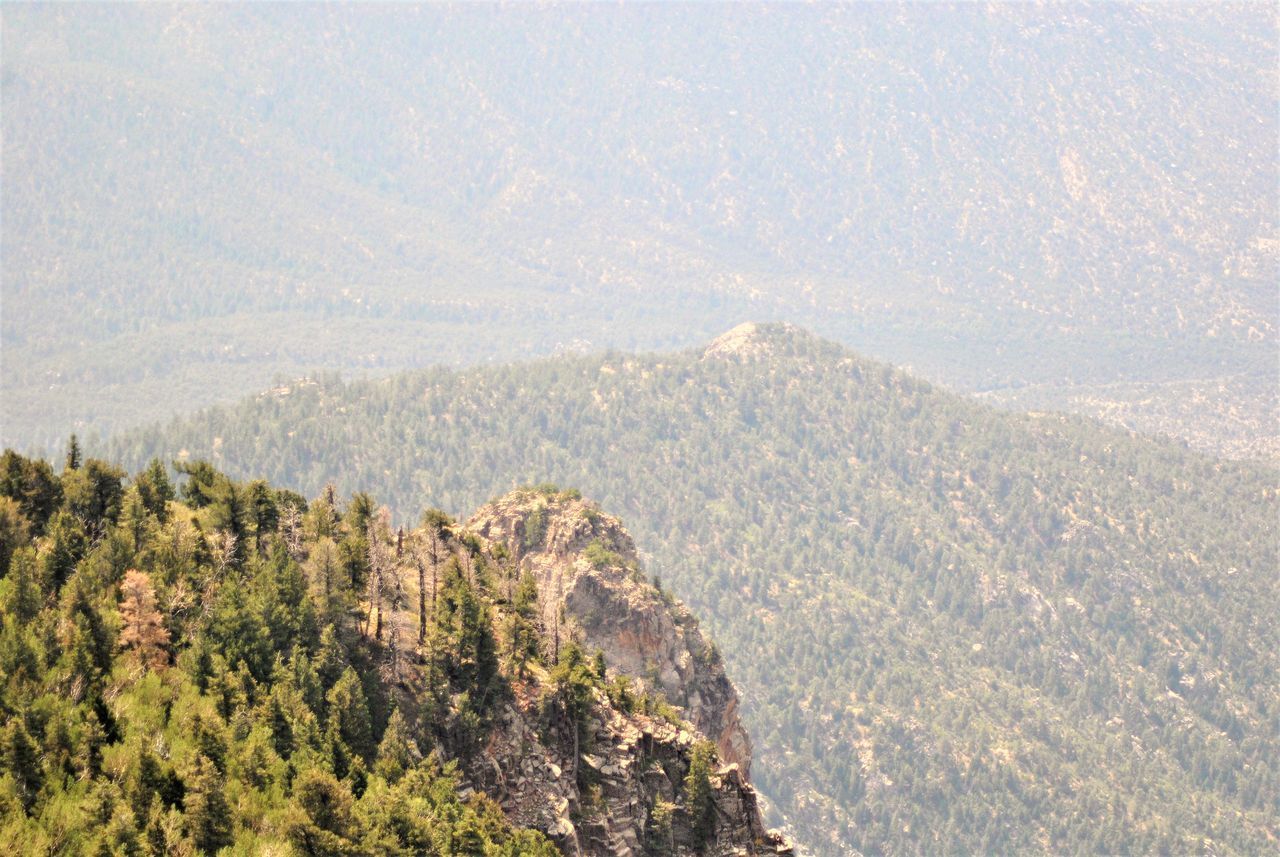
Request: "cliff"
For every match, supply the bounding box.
[465,488,787,854]
[468,489,754,775]
[466,673,787,856]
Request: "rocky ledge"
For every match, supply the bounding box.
[468,489,753,774]
[466,488,788,855]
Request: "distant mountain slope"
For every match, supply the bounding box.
[4,3,1276,454]
[107,324,1280,855]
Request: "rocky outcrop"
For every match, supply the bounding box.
[465,678,791,856]
[701,321,807,362]
[468,489,753,775]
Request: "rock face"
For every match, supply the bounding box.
[468,489,754,775]
[464,487,788,856]
[468,681,790,856]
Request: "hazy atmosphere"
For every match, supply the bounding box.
[1,4,1276,856]
[4,4,1275,456]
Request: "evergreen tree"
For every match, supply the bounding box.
[1,720,43,813]
[246,479,278,556]
[374,708,420,784]
[41,508,87,590]
[183,753,233,854]
[0,546,42,622]
[133,459,174,523]
[61,459,127,538]
[64,434,82,473]
[0,497,31,575]
[507,572,541,677]
[325,666,374,760]
[285,767,357,854]
[174,460,221,508]
[0,450,61,536]
[683,739,718,845]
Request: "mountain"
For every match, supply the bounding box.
[105,324,1280,855]
[3,3,1276,457]
[0,450,789,855]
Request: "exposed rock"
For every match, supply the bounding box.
[463,488,789,854]
[464,666,791,857]
[468,489,754,775]
[701,321,808,362]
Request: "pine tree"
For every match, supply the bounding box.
[507,572,541,677]
[174,460,220,508]
[438,558,500,705]
[0,496,30,574]
[133,459,174,522]
[412,510,451,648]
[246,480,278,556]
[62,458,127,539]
[206,478,249,570]
[374,708,420,784]
[0,546,42,622]
[683,739,718,845]
[286,767,355,852]
[184,753,233,854]
[326,666,374,760]
[41,509,86,591]
[0,450,61,536]
[364,510,394,641]
[64,434,82,472]
[118,569,169,671]
[2,720,43,813]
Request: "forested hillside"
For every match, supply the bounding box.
[0,450,785,855]
[4,4,1275,457]
[107,324,1280,855]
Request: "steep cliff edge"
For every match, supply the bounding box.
[468,489,754,776]
[466,670,788,856]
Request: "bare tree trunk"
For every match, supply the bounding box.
[429,530,442,610]
[571,712,579,785]
[417,556,428,646]
[367,511,394,642]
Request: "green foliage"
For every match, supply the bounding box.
[373,709,419,784]
[60,458,126,540]
[583,539,622,570]
[326,666,374,761]
[605,673,635,715]
[173,460,222,509]
[1,451,61,539]
[522,506,547,553]
[506,572,541,678]
[1,721,43,814]
[132,459,174,523]
[436,559,502,716]
[184,753,233,854]
[683,740,718,846]
[0,451,557,852]
[103,335,1280,855]
[543,640,605,790]
[545,642,599,728]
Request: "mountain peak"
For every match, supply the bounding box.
[702,321,813,361]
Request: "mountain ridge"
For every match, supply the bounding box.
[102,323,1279,855]
[4,3,1275,457]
